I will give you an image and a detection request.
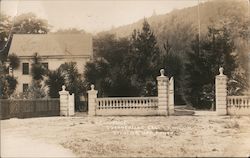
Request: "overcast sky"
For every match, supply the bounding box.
[1,0,207,34]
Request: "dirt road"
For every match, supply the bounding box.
[1,119,77,158]
[1,115,250,157]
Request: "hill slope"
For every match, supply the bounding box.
[99,0,249,57]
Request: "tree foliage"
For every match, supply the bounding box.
[85,19,162,97]
[103,0,249,102]
[160,44,184,104]
[0,75,18,99]
[0,12,50,62]
[59,62,84,96]
[26,53,47,99]
[54,28,85,34]
[12,12,50,34]
[24,81,46,99]
[8,53,20,70]
[84,34,135,97]
[0,61,17,99]
[125,19,161,96]
[31,53,47,81]
[45,62,85,110]
[184,26,237,108]
[45,69,65,98]
[0,13,12,62]
[86,19,244,109]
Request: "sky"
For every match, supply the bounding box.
[0,0,205,34]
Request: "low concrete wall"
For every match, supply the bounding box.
[227,96,250,115]
[87,69,174,116]
[96,108,158,116]
[88,69,174,116]
[95,97,158,116]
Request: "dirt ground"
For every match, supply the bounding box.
[1,112,250,157]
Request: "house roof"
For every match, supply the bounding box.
[9,34,93,57]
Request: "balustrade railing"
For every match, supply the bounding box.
[227,96,250,107]
[96,97,158,110]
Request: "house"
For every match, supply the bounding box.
[8,34,93,93]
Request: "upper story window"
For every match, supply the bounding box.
[42,63,48,70]
[22,63,29,75]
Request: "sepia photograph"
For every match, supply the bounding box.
[0,0,250,157]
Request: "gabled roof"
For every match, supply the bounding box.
[9,34,93,57]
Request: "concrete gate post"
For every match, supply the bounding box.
[59,85,69,116]
[157,69,169,116]
[215,67,228,115]
[168,77,175,115]
[68,93,75,116]
[87,84,98,116]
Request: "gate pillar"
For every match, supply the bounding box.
[59,85,75,116]
[59,85,69,116]
[157,69,169,116]
[87,84,98,116]
[68,93,75,116]
[168,77,175,115]
[215,67,228,115]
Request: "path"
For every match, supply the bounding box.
[1,132,77,158]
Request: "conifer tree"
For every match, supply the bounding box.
[127,19,160,96]
[184,26,237,108]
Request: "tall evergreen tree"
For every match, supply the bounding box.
[184,26,237,109]
[127,19,161,96]
[161,45,184,104]
[85,19,162,97]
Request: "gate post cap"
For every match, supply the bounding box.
[219,67,224,75]
[90,84,95,90]
[62,85,66,91]
[160,69,165,76]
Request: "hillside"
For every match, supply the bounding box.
[99,0,249,57]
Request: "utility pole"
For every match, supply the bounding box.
[197,0,201,55]
[248,0,250,95]
[197,0,201,40]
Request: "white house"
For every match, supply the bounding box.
[8,34,93,93]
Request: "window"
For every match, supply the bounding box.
[42,63,48,70]
[23,84,29,92]
[22,63,29,75]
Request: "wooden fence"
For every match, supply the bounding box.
[0,99,60,120]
